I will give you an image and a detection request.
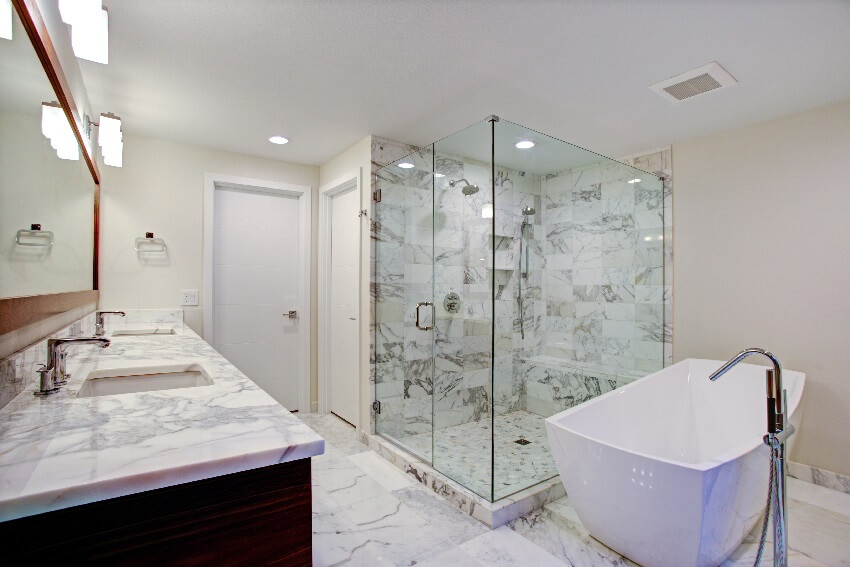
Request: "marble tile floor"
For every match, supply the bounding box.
[396,410,557,499]
[298,412,850,566]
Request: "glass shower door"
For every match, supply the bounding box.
[431,120,495,500]
[373,146,435,463]
[374,121,496,500]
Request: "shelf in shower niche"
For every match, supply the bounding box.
[492,251,516,271]
[490,232,517,242]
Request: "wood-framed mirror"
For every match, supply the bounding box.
[0,0,100,348]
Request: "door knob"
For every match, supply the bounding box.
[284,310,297,319]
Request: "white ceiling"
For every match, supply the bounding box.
[79,0,850,166]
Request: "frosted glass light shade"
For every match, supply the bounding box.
[58,0,101,26]
[102,140,122,167]
[98,114,123,167]
[41,103,80,161]
[98,114,121,147]
[70,7,108,64]
[0,0,12,41]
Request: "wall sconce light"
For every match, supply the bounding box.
[481,203,494,219]
[59,0,108,64]
[97,113,123,167]
[1,0,12,41]
[41,102,80,161]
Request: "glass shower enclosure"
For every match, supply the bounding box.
[373,116,665,501]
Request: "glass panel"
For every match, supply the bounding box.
[373,146,435,463]
[431,119,494,500]
[373,116,666,503]
[492,119,665,499]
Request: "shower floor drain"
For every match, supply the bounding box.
[514,438,531,445]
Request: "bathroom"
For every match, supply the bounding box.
[1,1,848,565]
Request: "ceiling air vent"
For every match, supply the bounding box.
[650,62,737,103]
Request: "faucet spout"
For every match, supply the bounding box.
[43,337,111,392]
[710,347,783,433]
[709,347,780,381]
[95,310,126,336]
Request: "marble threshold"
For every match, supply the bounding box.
[0,321,324,522]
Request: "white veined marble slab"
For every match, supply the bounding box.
[459,526,568,567]
[347,450,416,491]
[0,326,324,521]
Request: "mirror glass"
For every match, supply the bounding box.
[0,8,95,299]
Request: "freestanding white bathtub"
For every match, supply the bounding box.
[545,358,805,567]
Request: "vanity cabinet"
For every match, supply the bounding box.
[3,459,313,566]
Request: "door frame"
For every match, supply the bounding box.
[317,170,362,423]
[203,173,312,413]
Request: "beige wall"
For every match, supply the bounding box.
[99,133,320,404]
[672,100,850,476]
[318,136,372,429]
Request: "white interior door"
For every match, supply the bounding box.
[329,188,360,424]
[213,186,301,409]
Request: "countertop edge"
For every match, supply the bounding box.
[0,438,325,522]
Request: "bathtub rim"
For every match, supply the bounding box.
[544,358,806,473]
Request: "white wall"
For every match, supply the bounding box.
[673,100,850,476]
[99,133,320,395]
[318,136,372,429]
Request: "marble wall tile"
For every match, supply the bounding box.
[522,356,644,418]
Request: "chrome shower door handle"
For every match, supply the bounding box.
[414,301,434,331]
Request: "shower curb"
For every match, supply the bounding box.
[358,431,565,527]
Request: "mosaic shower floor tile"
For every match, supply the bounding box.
[396,410,556,499]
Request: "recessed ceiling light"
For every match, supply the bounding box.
[269,136,289,145]
[398,162,414,169]
[628,178,641,184]
[515,140,535,149]
[434,173,445,178]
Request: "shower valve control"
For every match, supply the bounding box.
[444,292,461,314]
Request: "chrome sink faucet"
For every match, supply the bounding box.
[35,337,111,396]
[710,348,795,567]
[95,310,126,336]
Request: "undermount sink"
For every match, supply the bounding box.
[111,327,177,336]
[77,361,214,397]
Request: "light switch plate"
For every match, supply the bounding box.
[180,289,199,306]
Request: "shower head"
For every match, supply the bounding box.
[522,206,535,216]
[449,178,480,195]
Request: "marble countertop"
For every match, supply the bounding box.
[0,324,324,522]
